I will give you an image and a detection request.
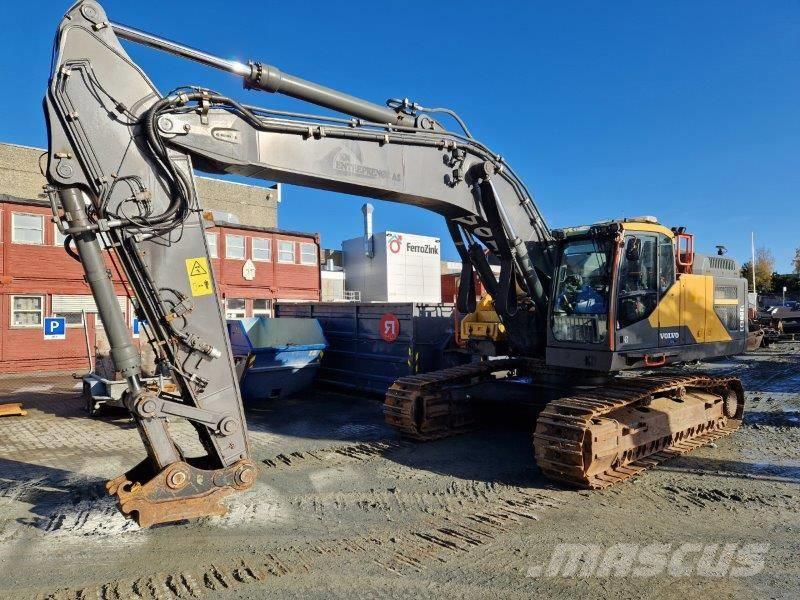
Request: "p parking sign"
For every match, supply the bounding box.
[131,317,146,339]
[43,317,66,340]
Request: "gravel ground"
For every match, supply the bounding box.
[0,344,798,599]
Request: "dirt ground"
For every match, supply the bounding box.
[0,344,798,600]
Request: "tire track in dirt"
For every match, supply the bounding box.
[32,487,566,599]
[376,489,558,574]
[285,482,563,518]
[36,554,295,600]
[260,439,412,471]
[656,483,800,510]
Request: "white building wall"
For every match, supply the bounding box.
[342,231,441,303]
[320,270,346,301]
[384,231,441,303]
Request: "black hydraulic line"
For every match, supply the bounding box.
[63,234,81,262]
[446,221,477,314]
[485,178,547,308]
[468,243,499,298]
[475,180,518,318]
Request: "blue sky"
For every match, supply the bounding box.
[2,1,798,269]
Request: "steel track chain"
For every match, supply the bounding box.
[383,359,523,440]
[533,374,744,488]
[384,362,745,489]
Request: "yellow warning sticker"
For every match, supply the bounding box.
[185,257,213,297]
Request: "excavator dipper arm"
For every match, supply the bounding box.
[44,1,553,525]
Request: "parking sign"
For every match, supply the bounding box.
[43,317,67,340]
[132,317,146,338]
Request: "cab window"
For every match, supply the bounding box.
[658,234,675,294]
[617,233,658,328]
[551,238,612,344]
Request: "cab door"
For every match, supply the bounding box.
[654,234,685,347]
[615,233,659,350]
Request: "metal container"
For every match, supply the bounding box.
[275,302,461,394]
[227,317,327,401]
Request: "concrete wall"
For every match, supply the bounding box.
[194,178,279,228]
[0,142,278,228]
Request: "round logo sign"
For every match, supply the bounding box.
[380,313,400,343]
[387,234,403,254]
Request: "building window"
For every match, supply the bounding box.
[253,299,272,317]
[300,243,317,265]
[54,222,67,246]
[278,240,296,263]
[206,232,218,258]
[11,295,44,327]
[226,234,245,259]
[53,311,85,327]
[252,238,271,262]
[12,213,44,245]
[225,298,246,319]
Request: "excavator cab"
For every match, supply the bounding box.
[546,218,747,372]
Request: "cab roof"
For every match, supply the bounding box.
[618,219,674,238]
[555,216,675,239]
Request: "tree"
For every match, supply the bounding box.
[793,247,800,274]
[741,246,775,292]
[772,272,800,296]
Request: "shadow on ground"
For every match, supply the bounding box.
[0,457,111,530]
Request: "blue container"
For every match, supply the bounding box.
[274,303,463,394]
[227,317,327,401]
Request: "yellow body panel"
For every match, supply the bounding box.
[649,274,732,343]
[620,222,675,238]
[651,278,683,329]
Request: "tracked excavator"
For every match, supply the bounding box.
[43,1,747,526]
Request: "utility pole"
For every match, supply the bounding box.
[751,232,757,294]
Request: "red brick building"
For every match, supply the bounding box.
[0,195,320,374]
[209,221,321,319]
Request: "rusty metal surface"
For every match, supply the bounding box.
[0,403,26,417]
[107,458,258,527]
[747,328,765,351]
[533,374,744,488]
[384,359,522,440]
[385,362,745,490]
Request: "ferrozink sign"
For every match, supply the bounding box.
[386,232,440,256]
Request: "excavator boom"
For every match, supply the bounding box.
[44,1,553,525]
